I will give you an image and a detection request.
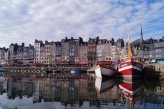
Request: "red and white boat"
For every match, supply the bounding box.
[95,65,116,78]
[118,60,143,80]
[118,35,143,80]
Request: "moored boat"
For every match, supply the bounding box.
[95,65,116,78]
[118,33,143,80]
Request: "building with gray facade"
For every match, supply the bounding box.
[153,37,164,64]
[9,43,34,64]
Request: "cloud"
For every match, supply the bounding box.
[0,0,163,47]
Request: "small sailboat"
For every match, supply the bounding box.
[95,77,116,93]
[95,65,116,78]
[118,33,143,80]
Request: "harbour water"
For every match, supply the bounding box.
[0,72,163,109]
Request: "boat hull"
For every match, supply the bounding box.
[118,60,143,81]
[95,65,116,78]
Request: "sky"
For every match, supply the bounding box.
[0,0,164,47]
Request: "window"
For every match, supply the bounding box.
[156,55,158,57]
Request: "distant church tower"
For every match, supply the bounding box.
[140,26,144,44]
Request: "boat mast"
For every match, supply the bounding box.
[127,32,132,60]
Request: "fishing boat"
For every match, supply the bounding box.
[118,34,143,80]
[95,77,116,93]
[95,65,116,78]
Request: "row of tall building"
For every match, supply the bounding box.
[0,29,164,66]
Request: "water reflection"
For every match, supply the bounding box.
[0,73,163,109]
[118,80,144,109]
[95,78,116,94]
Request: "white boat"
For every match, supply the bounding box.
[95,65,116,78]
[95,77,116,93]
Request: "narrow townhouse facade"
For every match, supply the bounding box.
[0,48,7,64]
[79,42,88,65]
[61,37,69,65]
[74,37,82,65]
[40,44,45,64]
[9,43,18,63]
[110,44,117,62]
[34,40,44,64]
[115,39,125,62]
[96,39,107,64]
[4,48,9,64]
[104,40,113,63]
[45,41,55,65]
[69,37,76,65]
[28,45,35,64]
[16,43,24,63]
[87,37,99,67]
[55,41,62,66]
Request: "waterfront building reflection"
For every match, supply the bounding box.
[0,73,163,109]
